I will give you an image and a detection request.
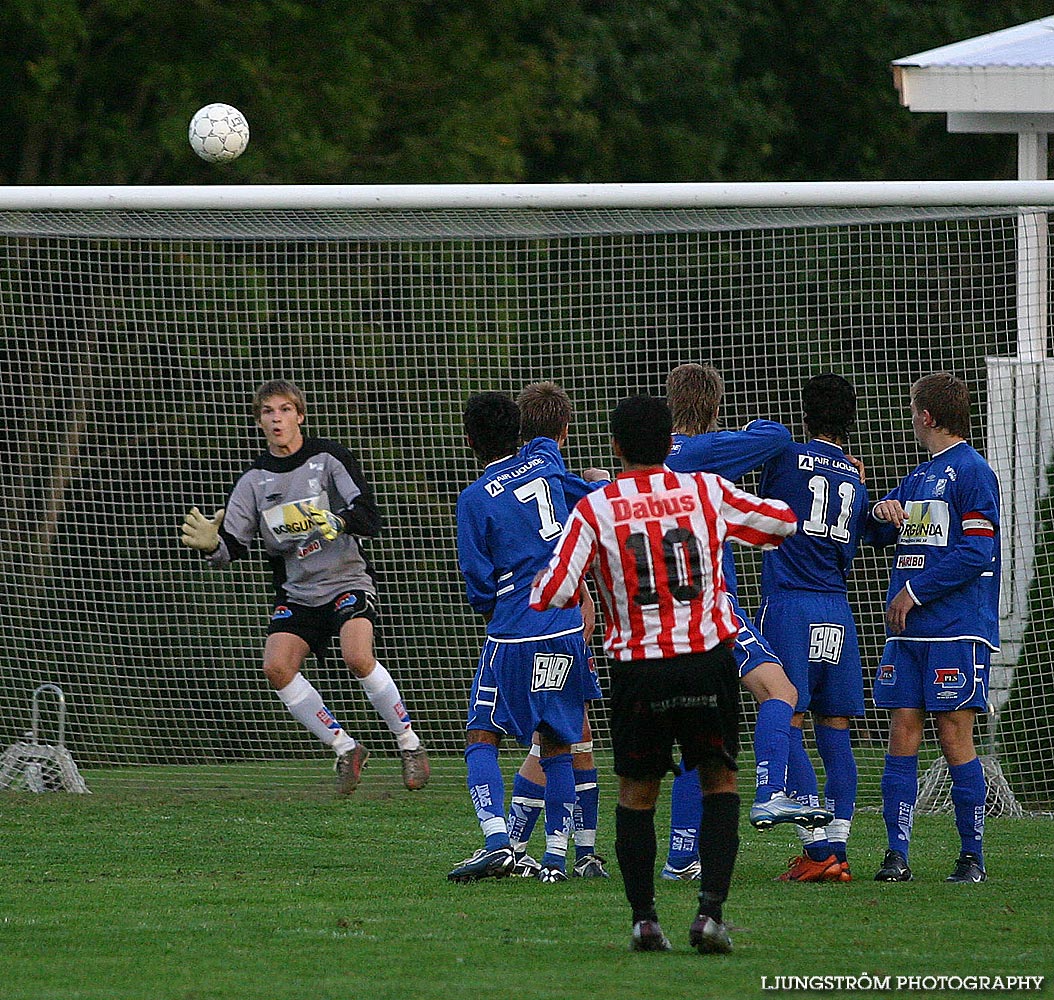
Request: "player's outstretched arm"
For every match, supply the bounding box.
[181,507,225,553]
[296,502,346,542]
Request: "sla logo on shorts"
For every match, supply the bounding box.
[808,624,844,664]
[532,653,573,692]
[877,663,896,685]
[335,592,358,611]
[272,606,293,620]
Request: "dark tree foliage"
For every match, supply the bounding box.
[0,0,1051,185]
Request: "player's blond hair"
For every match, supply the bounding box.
[252,379,306,419]
[666,363,722,435]
[516,381,572,442]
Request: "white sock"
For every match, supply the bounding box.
[358,662,419,749]
[276,673,353,752]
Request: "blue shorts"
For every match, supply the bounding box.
[872,639,990,712]
[727,593,780,679]
[465,631,602,746]
[755,593,865,717]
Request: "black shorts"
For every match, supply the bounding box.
[267,590,379,661]
[609,645,740,781]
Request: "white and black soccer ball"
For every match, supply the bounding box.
[188,103,249,162]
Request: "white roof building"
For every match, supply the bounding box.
[893,16,1054,178]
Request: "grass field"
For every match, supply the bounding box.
[1,756,1051,1000]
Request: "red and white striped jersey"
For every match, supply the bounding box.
[530,467,797,661]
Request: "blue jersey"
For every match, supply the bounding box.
[666,420,792,594]
[866,441,1000,649]
[757,439,869,595]
[456,436,600,640]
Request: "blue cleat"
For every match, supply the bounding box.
[749,793,832,831]
[447,846,514,883]
[660,858,701,881]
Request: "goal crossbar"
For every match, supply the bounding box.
[4,180,1054,211]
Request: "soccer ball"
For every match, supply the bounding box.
[188,103,249,162]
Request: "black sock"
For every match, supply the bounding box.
[696,792,740,922]
[615,804,658,924]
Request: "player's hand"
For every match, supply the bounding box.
[845,453,867,483]
[297,502,345,542]
[873,499,906,528]
[885,587,916,635]
[582,467,611,483]
[181,507,225,553]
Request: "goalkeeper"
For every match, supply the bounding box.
[180,378,429,794]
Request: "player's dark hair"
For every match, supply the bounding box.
[611,394,673,465]
[802,374,856,441]
[253,379,306,419]
[517,381,572,442]
[667,363,722,435]
[912,372,971,438]
[464,392,520,463]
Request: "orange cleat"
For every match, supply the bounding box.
[776,854,851,882]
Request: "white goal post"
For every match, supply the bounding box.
[1,180,1053,808]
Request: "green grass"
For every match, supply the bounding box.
[1,757,1052,1000]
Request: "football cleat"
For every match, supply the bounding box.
[399,745,431,791]
[447,846,515,883]
[536,864,569,883]
[689,915,733,955]
[571,854,610,878]
[776,854,851,883]
[749,793,833,831]
[873,849,913,882]
[630,920,672,952]
[511,851,542,878]
[945,852,987,883]
[660,858,701,881]
[334,743,369,795]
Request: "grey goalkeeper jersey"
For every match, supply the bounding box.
[207,437,382,607]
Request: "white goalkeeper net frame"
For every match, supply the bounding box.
[2,181,1053,809]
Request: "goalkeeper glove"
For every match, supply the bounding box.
[297,502,346,542]
[181,507,225,554]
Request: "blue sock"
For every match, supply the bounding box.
[666,763,702,866]
[508,773,545,853]
[786,725,819,802]
[815,724,857,863]
[881,753,918,861]
[753,699,794,803]
[786,726,830,861]
[464,742,509,851]
[573,767,600,861]
[539,753,576,870]
[949,758,986,866]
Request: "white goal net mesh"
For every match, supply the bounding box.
[1,198,1052,807]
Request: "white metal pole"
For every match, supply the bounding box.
[5,180,1054,211]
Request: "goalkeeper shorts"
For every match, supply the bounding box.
[267,590,379,661]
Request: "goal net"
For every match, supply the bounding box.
[1,183,1052,808]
